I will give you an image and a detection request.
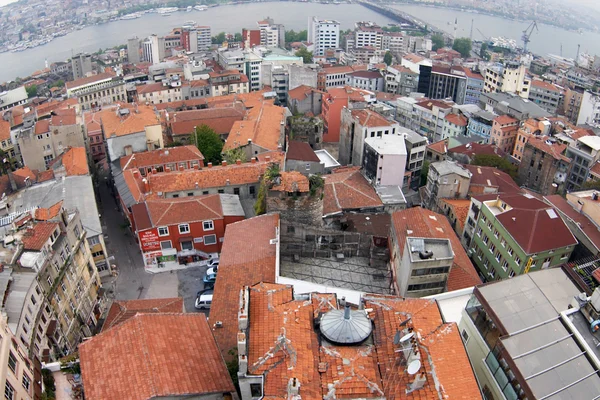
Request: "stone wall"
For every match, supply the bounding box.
[266,189,323,227]
[288,116,323,149]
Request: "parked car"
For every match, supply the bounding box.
[194,289,213,309]
[203,272,217,289]
[206,265,218,276]
[207,258,219,268]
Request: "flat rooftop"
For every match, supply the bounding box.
[314,149,340,169]
[279,255,392,294]
[407,237,453,262]
[375,185,406,206]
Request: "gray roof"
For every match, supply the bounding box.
[9,176,102,238]
[111,160,136,209]
[375,185,406,205]
[430,160,471,179]
[4,270,36,334]
[365,135,407,156]
[484,92,550,119]
[477,269,600,399]
[219,194,244,216]
[399,127,426,144]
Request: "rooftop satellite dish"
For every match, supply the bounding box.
[394,331,401,345]
[407,360,421,375]
[399,332,414,344]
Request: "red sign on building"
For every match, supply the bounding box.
[140,229,161,251]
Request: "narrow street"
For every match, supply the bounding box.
[96,180,207,312]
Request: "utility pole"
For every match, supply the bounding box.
[470,19,474,41]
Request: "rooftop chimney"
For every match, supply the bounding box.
[208,162,212,168]
[179,165,184,171]
[194,164,200,170]
[265,156,271,162]
[236,159,242,165]
[142,178,149,193]
[152,168,157,174]
[287,378,301,397]
[251,157,256,163]
[165,166,171,173]
[222,160,227,167]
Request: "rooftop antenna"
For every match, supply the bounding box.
[453,18,458,42]
[576,44,581,63]
[469,19,474,41]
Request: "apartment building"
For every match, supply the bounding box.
[403,128,427,189]
[412,99,454,142]
[2,206,102,362]
[70,53,92,80]
[136,78,183,104]
[321,85,375,142]
[469,193,576,282]
[489,115,518,154]
[512,117,552,161]
[418,65,467,104]
[257,18,285,48]
[483,61,531,98]
[422,160,471,211]
[577,90,600,127]
[566,135,600,190]
[65,72,127,111]
[528,79,562,114]
[345,70,384,92]
[563,86,584,124]
[384,64,418,95]
[466,110,496,143]
[362,135,407,187]
[381,31,406,55]
[18,111,85,171]
[518,136,571,195]
[339,108,400,166]
[451,66,484,105]
[209,70,249,96]
[127,37,140,64]
[460,269,600,399]
[308,16,340,56]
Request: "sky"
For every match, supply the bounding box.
[0,0,17,7]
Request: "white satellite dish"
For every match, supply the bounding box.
[399,332,415,343]
[407,360,421,375]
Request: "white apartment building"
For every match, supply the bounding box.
[143,34,165,64]
[483,61,531,98]
[577,90,600,127]
[196,26,211,51]
[308,16,340,56]
[382,32,406,55]
[257,18,284,48]
[354,22,383,50]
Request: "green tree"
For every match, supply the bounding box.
[192,125,223,164]
[384,51,393,66]
[211,32,226,44]
[223,147,247,164]
[285,29,308,43]
[471,154,518,179]
[25,85,37,98]
[50,80,64,88]
[420,160,430,187]
[480,42,489,58]
[431,33,445,51]
[452,37,473,58]
[582,180,600,190]
[295,48,313,64]
[166,141,184,148]
[234,32,243,42]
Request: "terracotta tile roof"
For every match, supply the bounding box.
[531,79,560,92]
[12,166,39,188]
[438,198,471,233]
[145,194,229,226]
[137,82,169,95]
[427,139,447,154]
[526,136,570,162]
[170,106,245,136]
[37,169,55,182]
[0,120,10,141]
[120,146,204,170]
[571,128,594,140]
[544,195,600,252]
[65,72,115,90]
[101,298,184,332]
[403,53,425,63]
[415,99,453,111]
[34,119,50,135]
[286,140,320,162]
[79,314,235,400]
[146,155,283,195]
[52,147,89,176]
[390,64,415,74]
[375,92,402,101]
[348,70,383,79]
[287,85,317,102]
[448,142,506,158]
[491,194,578,254]
[21,222,59,251]
[209,214,279,359]
[463,165,521,195]
[34,200,63,221]
[494,115,518,125]
[391,207,482,291]
[590,161,600,178]
[445,113,468,127]
[84,111,102,134]
[350,109,394,128]
[364,294,482,399]
[101,105,160,138]
[0,176,12,197]
[323,167,383,216]
[325,86,373,102]
[222,103,286,152]
[271,171,309,192]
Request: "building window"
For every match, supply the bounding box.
[204,234,217,245]
[160,241,172,250]
[178,224,190,234]
[489,267,496,279]
[88,236,100,246]
[476,227,482,236]
[501,260,509,272]
[508,269,515,278]
[461,329,469,343]
[47,276,53,287]
[7,352,16,374]
[158,226,169,236]
[482,235,489,245]
[181,241,193,251]
[250,383,262,398]
[515,256,521,265]
[4,381,14,400]
[203,221,214,231]
[489,243,496,253]
[507,247,513,256]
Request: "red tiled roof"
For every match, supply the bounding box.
[170,106,245,136]
[364,294,482,399]
[590,161,600,178]
[270,171,309,192]
[445,113,467,127]
[323,167,382,216]
[80,314,235,400]
[286,140,320,162]
[34,119,50,135]
[145,194,230,226]
[490,194,578,254]
[12,166,39,189]
[136,82,168,95]
[347,70,383,79]
[544,195,600,252]
[494,115,518,125]
[84,111,102,134]
[531,79,560,92]
[449,142,506,158]
[101,105,160,138]
[439,198,471,233]
[52,147,89,176]
[415,99,453,111]
[350,109,394,128]
[120,145,204,170]
[427,139,447,154]
[34,200,63,221]
[526,136,570,162]
[21,222,59,251]
[222,103,286,152]
[209,214,279,360]
[287,85,317,102]
[101,298,184,332]
[391,207,482,291]
[462,165,521,195]
[0,120,10,141]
